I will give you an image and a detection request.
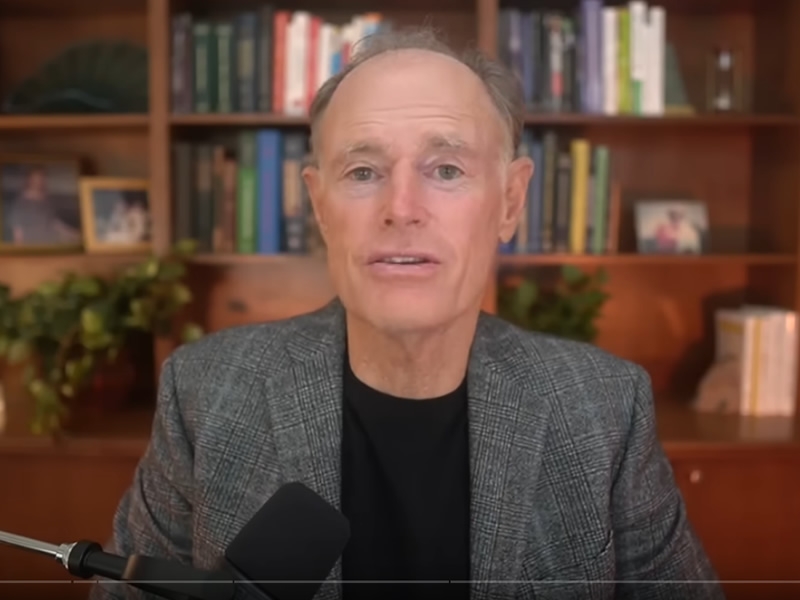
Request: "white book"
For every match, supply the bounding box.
[284,11,310,116]
[715,308,763,415]
[316,23,335,94]
[628,1,647,114]
[602,8,618,115]
[647,6,666,115]
[745,305,799,416]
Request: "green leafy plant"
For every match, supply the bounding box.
[0,240,203,435]
[498,265,610,343]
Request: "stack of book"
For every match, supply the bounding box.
[172,129,322,256]
[712,306,798,417]
[171,7,389,115]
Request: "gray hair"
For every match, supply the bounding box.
[307,25,525,164]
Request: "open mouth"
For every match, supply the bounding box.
[373,256,435,265]
[367,253,440,276]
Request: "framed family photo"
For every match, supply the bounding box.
[0,154,83,253]
[634,200,710,254]
[79,177,151,253]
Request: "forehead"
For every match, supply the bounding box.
[317,49,500,159]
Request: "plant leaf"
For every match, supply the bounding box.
[173,238,197,256]
[80,308,103,334]
[512,281,538,321]
[562,264,584,285]
[181,323,204,343]
[8,340,31,363]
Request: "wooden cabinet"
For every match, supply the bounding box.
[669,448,800,600]
[2,416,800,600]
[0,444,142,600]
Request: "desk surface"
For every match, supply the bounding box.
[1,396,799,459]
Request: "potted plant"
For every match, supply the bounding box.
[0,240,203,435]
[497,264,610,343]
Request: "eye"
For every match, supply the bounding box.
[347,166,375,182]
[435,164,463,180]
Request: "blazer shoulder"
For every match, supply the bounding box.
[481,314,651,436]
[159,312,323,412]
[484,313,647,389]
[168,320,291,368]
[485,317,655,473]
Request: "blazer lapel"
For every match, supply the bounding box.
[467,314,553,600]
[264,300,347,600]
[263,303,554,600]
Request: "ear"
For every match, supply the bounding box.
[498,155,534,244]
[302,164,329,243]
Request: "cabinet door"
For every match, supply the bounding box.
[671,453,800,599]
[0,452,140,600]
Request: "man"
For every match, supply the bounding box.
[91,27,723,600]
[4,165,79,245]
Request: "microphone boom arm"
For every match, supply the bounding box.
[0,531,236,600]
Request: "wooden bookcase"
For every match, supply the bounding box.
[0,0,800,598]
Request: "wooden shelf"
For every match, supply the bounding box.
[0,400,152,458]
[0,397,796,459]
[523,113,800,126]
[0,251,151,262]
[0,114,149,130]
[0,0,144,17]
[657,399,800,458]
[169,113,800,128]
[498,253,797,266]
[186,253,798,268]
[171,113,309,127]
[189,253,325,265]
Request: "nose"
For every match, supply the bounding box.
[380,164,426,227]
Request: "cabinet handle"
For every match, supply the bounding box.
[689,469,703,484]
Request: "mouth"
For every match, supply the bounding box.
[367,253,439,266]
[366,252,440,278]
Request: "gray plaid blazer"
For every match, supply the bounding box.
[91,298,724,600]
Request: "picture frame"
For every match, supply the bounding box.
[0,153,83,253]
[79,177,151,254]
[634,200,710,255]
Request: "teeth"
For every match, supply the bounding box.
[382,256,426,264]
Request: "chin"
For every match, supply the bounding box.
[346,290,462,335]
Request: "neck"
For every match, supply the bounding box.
[346,310,479,399]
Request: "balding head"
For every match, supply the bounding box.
[308,27,525,164]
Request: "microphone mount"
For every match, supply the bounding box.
[0,530,75,567]
[0,530,236,600]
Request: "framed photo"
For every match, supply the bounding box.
[79,177,151,253]
[0,155,83,252]
[635,200,710,254]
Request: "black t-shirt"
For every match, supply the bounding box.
[340,357,471,600]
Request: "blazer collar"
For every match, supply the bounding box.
[266,299,551,600]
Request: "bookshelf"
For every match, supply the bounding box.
[0,0,799,597]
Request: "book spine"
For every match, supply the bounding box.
[236,12,259,113]
[215,22,235,113]
[236,131,258,253]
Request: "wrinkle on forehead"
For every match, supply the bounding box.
[317,49,505,164]
[332,129,480,166]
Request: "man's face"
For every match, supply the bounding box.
[303,49,532,335]
[27,170,46,197]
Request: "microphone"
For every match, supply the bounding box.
[224,481,351,600]
[0,481,351,600]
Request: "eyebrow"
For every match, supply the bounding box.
[332,133,476,169]
[332,139,386,170]
[423,133,473,154]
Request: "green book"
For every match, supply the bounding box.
[236,131,258,253]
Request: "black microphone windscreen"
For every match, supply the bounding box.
[224,482,350,600]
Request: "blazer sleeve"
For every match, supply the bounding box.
[611,365,726,600]
[88,354,195,600]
